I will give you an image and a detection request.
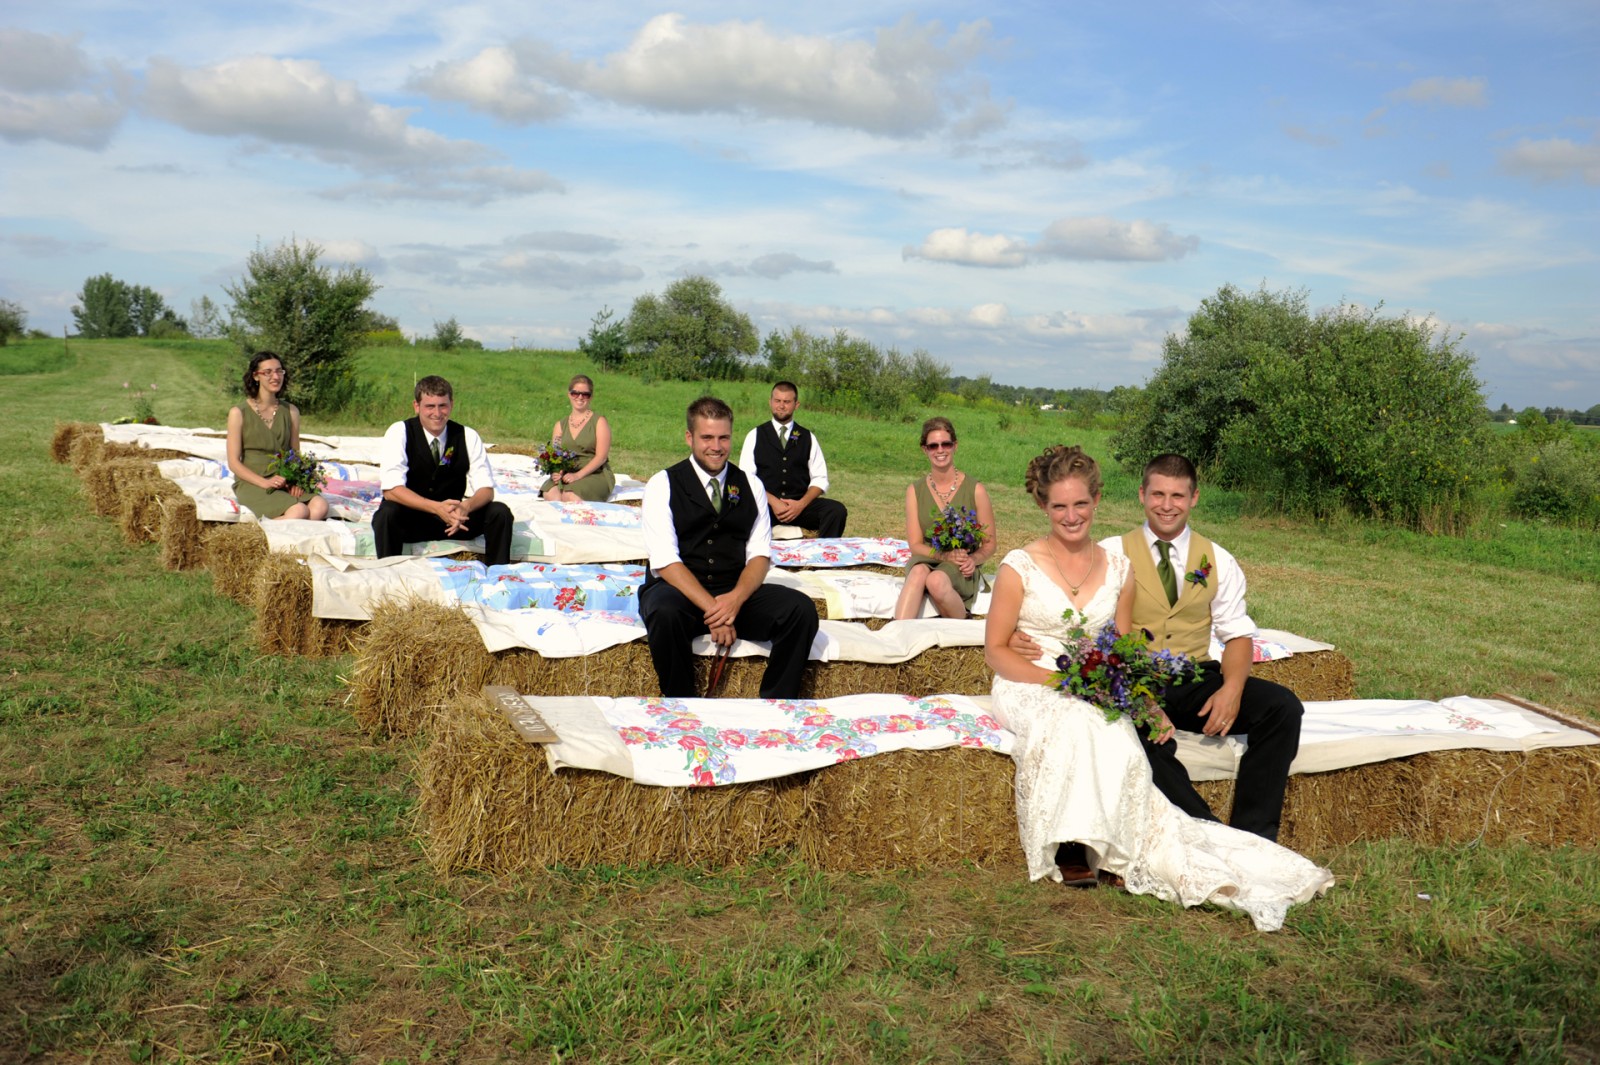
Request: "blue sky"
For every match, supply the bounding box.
[2,1,1596,408]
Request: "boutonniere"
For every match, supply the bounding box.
[1185,554,1212,588]
[724,484,741,508]
[440,445,456,467]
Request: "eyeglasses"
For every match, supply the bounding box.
[923,440,954,451]
[257,369,286,377]
[569,390,592,397]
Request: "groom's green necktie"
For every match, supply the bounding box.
[430,437,441,464]
[709,476,722,513]
[1156,540,1179,606]
[779,424,790,449]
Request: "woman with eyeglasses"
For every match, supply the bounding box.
[893,416,995,619]
[541,373,616,503]
[225,352,329,521]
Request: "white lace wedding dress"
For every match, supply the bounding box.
[991,549,1333,932]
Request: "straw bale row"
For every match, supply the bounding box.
[419,693,1600,876]
[251,552,361,657]
[205,523,270,603]
[348,601,1004,739]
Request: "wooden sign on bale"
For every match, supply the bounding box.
[484,684,561,744]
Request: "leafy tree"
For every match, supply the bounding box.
[224,239,378,412]
[129,285,181,336]
[433,317,464,351]
[189,295,224,339]
[758,326,935,417]
[359,309,401,334]
[1114,284,1488,529]
[907,349,948,403]
[579,306,628,370]
[625,275,756,381]
[0,298,25,345]
[72,274,136,338]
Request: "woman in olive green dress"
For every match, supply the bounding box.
[541,374,616,503]
[225,352,329,521]
[893,416,996,619]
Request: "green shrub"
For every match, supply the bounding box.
[364,330,408,347]
[579,306,628,371]
[625,275,755,381]
[224,239,378,413]
[0,298,25,345]
[1113,284,1489,530]
[1502,413,1600,528]
[757,326,934,419]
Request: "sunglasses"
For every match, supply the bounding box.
[923,440,955,451]
[569,390,592,397]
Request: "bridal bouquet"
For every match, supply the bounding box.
[537,440,582,479]
[1048,611,1195,742]
[265,448,327,494]
[927,504,987,553]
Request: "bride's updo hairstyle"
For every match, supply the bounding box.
[1025,445,1102,506]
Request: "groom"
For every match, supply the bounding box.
[1010,453,1303,841]
[1113,453,1302,841]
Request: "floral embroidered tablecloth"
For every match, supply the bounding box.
[769,537,911,569]
[430,560,647,614]
[603,693,1011,786]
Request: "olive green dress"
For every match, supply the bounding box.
[541,413,616,502]
[233,404,318,519]
[907,474,984,609]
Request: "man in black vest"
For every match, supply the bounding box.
[639,396,820,698]
[737,381,848,538]
[373,375,514,566]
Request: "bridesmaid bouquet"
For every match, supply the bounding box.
[265,449,327,494]
[927,504,986,553]
[1048,612,1195,742]
[537,441,582,479]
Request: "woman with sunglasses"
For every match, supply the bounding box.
[541,373,616,503]
[893,416,995,619]
[225,351,329,521]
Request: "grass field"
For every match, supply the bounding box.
[2,338,1598,1062]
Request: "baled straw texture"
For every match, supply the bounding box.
[1253,650,1355,702]
[251,552,359,657]
[84,457,163,519]
[52,422,97,464]
[68,429,105,473]
[806,747,1022,873]
[205,523,269,604]
[158,494,205,571]
[348,601,495,737]
[419,695,816,875]
[119,477,183,546]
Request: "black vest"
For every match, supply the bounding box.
[402,418,469,501]
[647,459,759,596]
[750,420,813,500]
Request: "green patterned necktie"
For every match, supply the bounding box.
[1156,540,1179,606]
[431,437,441,463]
[780,424,790,449]
[709,477,722,513]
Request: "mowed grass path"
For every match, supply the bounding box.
[1,338,1596,1062]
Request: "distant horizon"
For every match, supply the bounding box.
[3,2,1596,410]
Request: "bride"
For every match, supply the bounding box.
[983,445,1332,932]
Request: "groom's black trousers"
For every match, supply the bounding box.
[1138,663,1303,842]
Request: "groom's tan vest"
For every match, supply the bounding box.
[1122,529,1218,662]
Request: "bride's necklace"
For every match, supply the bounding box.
[1048,538,1097,597]
[926,471,961,509]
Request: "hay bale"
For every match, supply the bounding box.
[1253,650,1355,702]
[348,601,496,737]
[158,494,205,571]
[1279,746,1600,852]
[418,696,816,874]
[807,747,1022,872]
[250,552,360,658]
[205,523,269,603]
[119,477,182,545]
[83,456,162,518]
[52,422,97,464]
[68,430,105,473]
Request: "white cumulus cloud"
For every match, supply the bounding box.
[1388,76,1488,108]
[1499,136,1600,185]
[410,13,1003,137]
[905,217,1198,268]
[0,30,128,148]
